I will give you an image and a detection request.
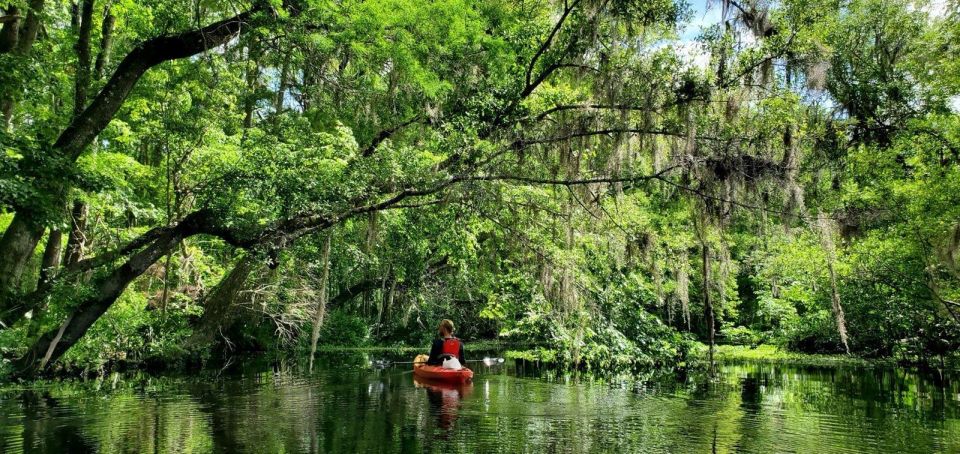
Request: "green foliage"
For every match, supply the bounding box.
[712,344,886,368]
[782,310,844,353]
[56,292,200,372]
[0,0,958,378]
[722,326,761,346]
[314,310,370,347]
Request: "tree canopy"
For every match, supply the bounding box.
[0,0,958,376]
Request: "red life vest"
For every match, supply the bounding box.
[441,337,461,357]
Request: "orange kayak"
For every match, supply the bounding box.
[413,355,474,383]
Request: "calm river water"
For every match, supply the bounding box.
[0,356,957,453]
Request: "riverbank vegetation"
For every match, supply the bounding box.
[0,0,958,378]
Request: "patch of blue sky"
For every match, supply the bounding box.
[681,0,723,42]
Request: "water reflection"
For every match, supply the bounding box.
[0,360,956,453]
[414,377,473,433]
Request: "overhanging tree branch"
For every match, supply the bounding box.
[55,6,268,159]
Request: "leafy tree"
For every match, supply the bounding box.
[0,0,957,377]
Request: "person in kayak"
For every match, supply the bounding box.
[426,319,465,369]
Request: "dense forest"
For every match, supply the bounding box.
[0,0,958,378]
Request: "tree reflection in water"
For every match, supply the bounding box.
[0,360,957,453]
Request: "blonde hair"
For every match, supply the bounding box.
[438,319,455,335]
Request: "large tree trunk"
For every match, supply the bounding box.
[0,7,264,301]
[0,215,45,295]
[186,255,258,347]
[74,0,94,116]
[37,230,63,287]
[2,211,225,328]
[0,5,19,54]
[1,1,40,277]
[12,210,221,376]
[13,234,183,375]
[16,0,44,54]
[0,0,94,301]
[1,0,45,128]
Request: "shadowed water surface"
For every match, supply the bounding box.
[0,358,957,453]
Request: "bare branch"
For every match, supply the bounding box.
[526,0,581,88]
